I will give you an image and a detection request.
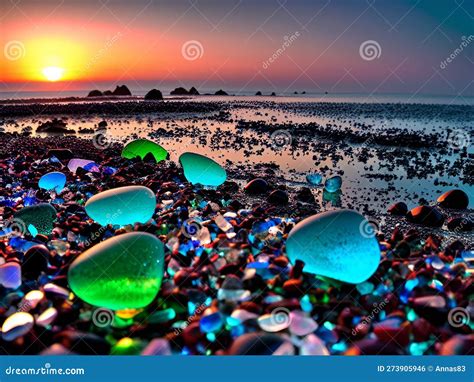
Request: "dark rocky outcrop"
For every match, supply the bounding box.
[170,87,189,96]
[112,85,132,96]
[214,89,228,96]
[36,119,74,134]
[144,89,163,100]
[87,90,103,97]
[255,91,262,96]
[189,87,200,95]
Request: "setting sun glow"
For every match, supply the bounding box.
[42,66,64,82]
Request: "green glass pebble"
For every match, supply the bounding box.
[179,152,226,187]
[286,209,380,284]
[121,139,168,162]
[85,186,156,226]
[68,232,165,310]
[14,203,56,235]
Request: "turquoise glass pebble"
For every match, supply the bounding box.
[38,172,66,192]
[179,152,226,187]
[85,186,156,226]
[14,203,56,235]
[286,209,380,283]
[306,173,322,186]
[324,175,342,193]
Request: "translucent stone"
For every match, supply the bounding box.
[2,312,34,341]
[356,281,374,295]
[217,288,250,302]
[43,283,70,298]
[0,262,21,289]
[289,311,318,336]
[286,209,380,283]
[49,240,70,256]
[200,311,224,333]
[179,152,226,187]
[22,290,44,310]
[68,232,164,310]
[85,186,156,226]
[36,307,58,327]
[324,175,342,193]
[413,295,446,308]
[67,159,98,173]
[306,173,323,185]
[38,172,66,192]
[258,313,291,332]
[230,309,258,323]
[300,334,330,355]
[122,139,168,162]
[148,308,176,324]
[14,203,56,235]
[141,339,172,355]
[215,214,232,232]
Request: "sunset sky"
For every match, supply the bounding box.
[0,0,473,95]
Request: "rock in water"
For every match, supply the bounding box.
[406,206,444,227]
[38,172,66,192]
[14,203,56,235]
[324,175,342,193]
[388,201,408,216]
[437,189,469,209]
[85,186,156,226]
[121,139,168,163]
[179,152,226,187]
[68,232,164,310]
[144,89,163,100]
[286,209,380,283]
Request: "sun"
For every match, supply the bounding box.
[42,66,65,82]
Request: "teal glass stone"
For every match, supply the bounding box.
[38,172,66,192]
[68,232,165,310]
[286,209,380,283]
[306,173,322,186]
[14,203,56,235]
[324,175,342,193]
[85,186,156,226]
[179,152,226,187]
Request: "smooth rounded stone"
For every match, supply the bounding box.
[47,148,73,160]
[267,189,289,205]
[43,283,70,298]
[200,311,224,333]
[324,175,342,193]
[0,262,21,289]
[258,313,291,332]
[112,337,145,355]
[85,186,156,226]
[122,139,168,162]
[23,245,49,278]
[289,311,318,336]
[300,334,329,355]
[230,309,258,323]
[387,201,408,216]
[439,334,474,355]
[38,171,66,192]
[228,333,295,355]
[306,173,322,186]
[437,189,469,209]
[179,152,226,187]
[286,209,380,283]
[36,307,58,327]
[40,343,75,355]
[141,338,172,355]
[244,178,269,194]
[68,232,165,310]
[2,312,34,341]
[447,217,473,232]
[406,206,444,227]
[22,290,44,310]
[67,158,99,173]
[14,203,56,235]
